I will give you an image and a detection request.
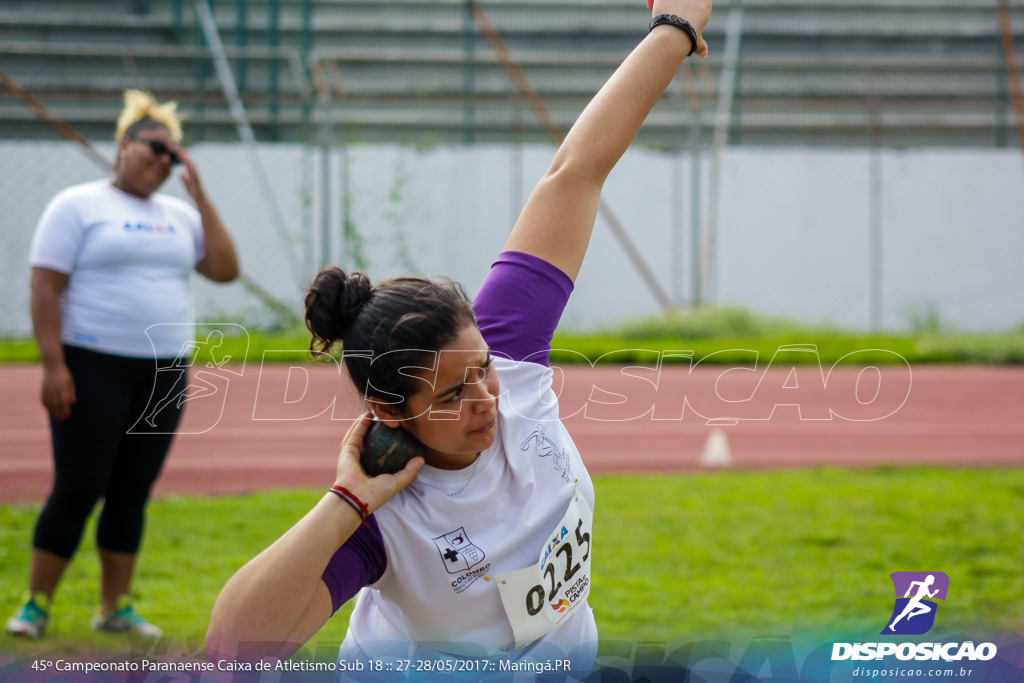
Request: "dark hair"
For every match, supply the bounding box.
[304,267,477,412]
[115,119,172,172]
[122,118,168,141]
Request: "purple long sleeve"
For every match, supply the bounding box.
[473,251,574,366]
[321,514,386,614]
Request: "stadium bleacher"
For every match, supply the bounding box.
[0,0,1022,147]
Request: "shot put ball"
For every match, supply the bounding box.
[359,421,425,476]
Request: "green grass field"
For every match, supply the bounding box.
[1,468,1022,661]
[2,306,1023,365]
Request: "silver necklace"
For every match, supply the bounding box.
[445,454,482,497]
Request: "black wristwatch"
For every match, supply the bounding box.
[649,14,698,56]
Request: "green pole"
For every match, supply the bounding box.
[996,18,1008,148]
[192,0,206,139]
[172,0,183,43]
[268,0,280,140]
[236,0,247,92]
[302,0,313,57]
[301,0,314,124]
[462,0,475,145]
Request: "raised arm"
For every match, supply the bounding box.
[504,0,711,281]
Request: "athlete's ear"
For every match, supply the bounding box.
[116,136,132,166]
[368,399,404,429]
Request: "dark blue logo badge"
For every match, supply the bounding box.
[881,571,949,635]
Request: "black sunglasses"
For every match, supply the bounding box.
[132,137,182,166]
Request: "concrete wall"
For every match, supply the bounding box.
[1,141,1021,337]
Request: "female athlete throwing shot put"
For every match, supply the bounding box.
[207,0,711,671]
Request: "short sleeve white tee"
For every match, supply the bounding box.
[339,357,598,669]
[29,179,206,358]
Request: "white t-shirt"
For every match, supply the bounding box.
[29,179,206,358]
[339,357,598,670]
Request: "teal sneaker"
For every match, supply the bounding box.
[4,592,50,639]
[91,594,162,638]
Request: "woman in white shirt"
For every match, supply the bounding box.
[4,89,239,640]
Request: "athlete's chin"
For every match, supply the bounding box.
[468,426,497,449]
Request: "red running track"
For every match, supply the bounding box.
[1,363,1022,504]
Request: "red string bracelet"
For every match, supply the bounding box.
[329,485,370,528]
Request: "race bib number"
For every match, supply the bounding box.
[494,486,593,649]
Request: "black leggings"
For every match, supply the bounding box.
[33,345,185,558]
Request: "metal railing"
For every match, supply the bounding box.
[0,0,1022,146]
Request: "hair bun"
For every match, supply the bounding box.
[305,267,373,351]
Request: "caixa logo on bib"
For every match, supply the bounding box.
[831,571,998,662]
